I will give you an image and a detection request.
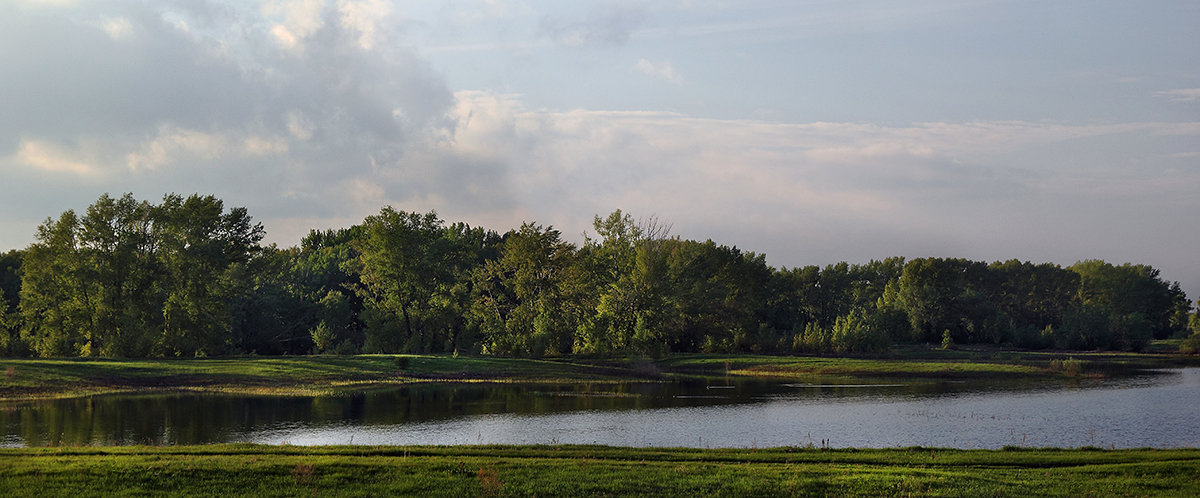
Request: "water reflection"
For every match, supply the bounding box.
[3,369,1197,449]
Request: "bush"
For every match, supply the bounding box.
[1058,305,1114,350]
[332,339,359,356]
[1112,313,1153,352]
[310,321,335,354]
[792,322,830,354]
[831,310,889,354]
[1181,333,1200,355]
[940,329,954,350]
[1049,356,1084,377]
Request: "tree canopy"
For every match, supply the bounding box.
[3,193,1194,358]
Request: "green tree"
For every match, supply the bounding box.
[155,194,264,357]
[573,211,644,354]
[19,194,263,358]
[1070,260,1186,340]
[663,240,773,353]
[894,258,995,343]
[19,210,90,356]
[76,193,160,356]
[830,309,890,354]
[0,250,21,313]
[988,260,1079,334]
[0,250,23,355]
[229,246,316,355]
[473,223,578,356]
[353,209,495,354]
[574,212,680,356]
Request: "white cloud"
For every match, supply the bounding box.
[337,0,393,50]
[416,92,1200,271]
[262,0,326,51]
[271,24,299,50]
[1157,88,1200,103]
[126,127,226,171]
[13,139,95,175]
[101,17,133,40]
[287,111,315,141]
[242,136,289,156]
[635,58,684,85]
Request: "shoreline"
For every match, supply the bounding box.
[3,349,1197,402]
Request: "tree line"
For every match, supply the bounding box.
[0,193,1197,358]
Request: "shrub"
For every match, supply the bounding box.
[332,339,359,356]
[310,321,335,354]
[1059,305,1114,350]
[831,310,889,354]
[1113,312,1152,351]
[1181,333,1200,355]
[792,322,830,354]
[1049,356,1083,377]
[940,329,954,350]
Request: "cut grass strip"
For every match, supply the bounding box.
[1,445,1197,497]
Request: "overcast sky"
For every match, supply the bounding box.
[2,0,1198,298]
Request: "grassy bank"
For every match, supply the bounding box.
[0,355,645,400]
[2,348,1197,401]
[1,444,1197,496]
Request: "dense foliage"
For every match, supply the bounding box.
[1,193,1194,357]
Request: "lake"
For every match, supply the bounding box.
[3,368,1198,449]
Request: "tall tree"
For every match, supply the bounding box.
[19,210,90,356]
[155,194,265,356]
[353,209,495,353]
[0,250,24,355]
[894,258,995,343]
[18,194,263,358]
[1070,260,1186,342]
[473,223,577,356]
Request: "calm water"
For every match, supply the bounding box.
[3,369,1199,449]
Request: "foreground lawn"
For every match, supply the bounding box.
[2,349,1196,401]
[1,445,1197,496]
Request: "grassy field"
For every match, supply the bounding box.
[1,444,1197,496]
[2,348,1196,401]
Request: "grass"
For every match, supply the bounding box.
[0,355,658,401]
[2,348,1197,401]
[658,353,1047,380]
[0,444,1197,496]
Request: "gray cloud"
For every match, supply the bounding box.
[0,0,468,243]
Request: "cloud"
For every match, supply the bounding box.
[635,59,684,85]
[1157,88,1200,103]
[12,140,96,175]
[414,92,1200,279]
[0,0,455,221]
[262,0,326,50]
[101,17,133,39]
[336,0,394,50]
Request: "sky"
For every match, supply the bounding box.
[1,0,1198,299]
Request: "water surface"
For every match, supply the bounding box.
[3,369,1198,448]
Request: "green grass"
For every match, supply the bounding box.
[0,355,656,400]
[2,349,1196,401]
[0,444,1197,496]
[657,353,1047,379]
